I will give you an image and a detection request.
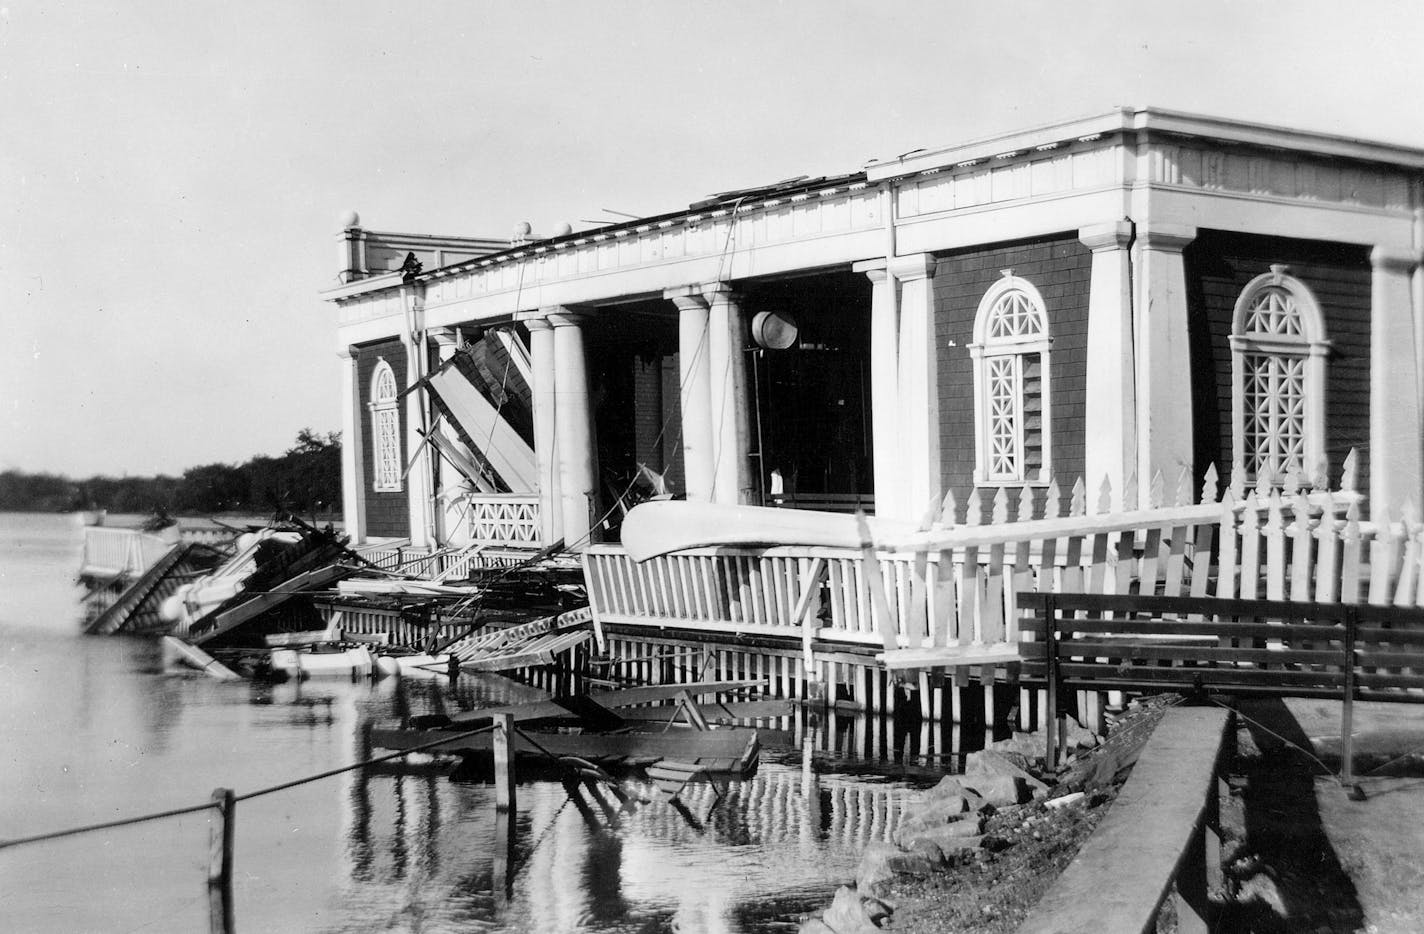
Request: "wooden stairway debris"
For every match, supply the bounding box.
[445,606,594,672]
[85,542,225,636]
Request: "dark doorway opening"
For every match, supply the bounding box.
[742,271,873,511]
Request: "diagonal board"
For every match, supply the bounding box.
[191,562,354,645]
[427,366,536,492]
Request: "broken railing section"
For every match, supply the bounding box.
[78,525,176,582]
[587,448,1424,661]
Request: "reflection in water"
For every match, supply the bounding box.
[2,514,1017,934]
[315,688,922,934]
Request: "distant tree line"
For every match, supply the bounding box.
[0,430,342,517]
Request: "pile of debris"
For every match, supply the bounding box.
[84,515,591,685]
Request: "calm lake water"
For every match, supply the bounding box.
[0,512,923,934]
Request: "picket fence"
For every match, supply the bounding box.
[583,450,1424,667]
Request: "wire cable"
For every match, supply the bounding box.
[0,723,496,850]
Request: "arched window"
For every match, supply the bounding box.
[1230,265,1328,484]
[970,271,1052,484]
[369,359,402,492]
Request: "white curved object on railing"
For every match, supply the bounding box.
[620,500,918,562]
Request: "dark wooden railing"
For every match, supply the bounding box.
[1019,591,1424,775]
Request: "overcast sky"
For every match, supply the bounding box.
[3,0,1422,478]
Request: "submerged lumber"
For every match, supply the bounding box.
[369,724,758,761]
[161,636,241,680]
[439,679,767,726]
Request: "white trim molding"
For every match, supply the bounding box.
[1228,265,1330,485]
[969,271,1054,485]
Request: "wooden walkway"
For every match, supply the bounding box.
[1019,707,1232,934]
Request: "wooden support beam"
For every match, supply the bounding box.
[493,713,515,811]
[676,689,711,731]
[208,788,235,934]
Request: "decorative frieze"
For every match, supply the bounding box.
[338,288,407,326]
[1148,143,1412,211]
[897,143,1119,218]
[893,135,1417,224]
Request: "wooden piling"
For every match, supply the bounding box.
[493,713,515,811]
[492,805,514,905]
[208,787,235,934]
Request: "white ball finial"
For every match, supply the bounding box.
[552,222,573,238]
[338,209,360,229]
[513,220,532,238]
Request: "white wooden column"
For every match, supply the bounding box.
[668,288,715,502]
[855,259,899,519]
[705,284,756,505]
[337,346,366,544]
[1133,224,1197,501]
[892,253,939,520]
[548,308,599,547]
[1370,246,1423,517]
[526,316,563,546]
[402,286,435,548]
[1080,221,1137,507]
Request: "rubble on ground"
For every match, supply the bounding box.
[797,697,1175,934]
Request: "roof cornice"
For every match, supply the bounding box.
[866,106,1424,181]
[320,270,406,302]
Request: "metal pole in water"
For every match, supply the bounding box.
[208,788,235,934]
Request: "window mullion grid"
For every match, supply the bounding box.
[1012,352,1025,482]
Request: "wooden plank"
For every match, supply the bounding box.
[1055,663,1347,689]
[193,562,353,645]
[340,630,391,645]
[1357,626,1424,646]
[1054,642,1343,666]
[264,630,334,647]
[877,644,1022,671]
[1023,618,1345,641]
[370,726,758,759]
[1355,649,1424,668]
[1017,591,1355,622]
[1018,708,1230,934]
[161,636,242,680]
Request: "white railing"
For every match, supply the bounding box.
[585,451,1424,659]
[458,493,541,547]
[79,527,174,580]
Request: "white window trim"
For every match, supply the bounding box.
[969,272,1053,486]
[368,358,403,493]
[1228,265,1330,484]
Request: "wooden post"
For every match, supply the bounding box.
[676,689,711,731]
[208,788,235,934]
[1342,606,1358,790]
[1044,595,1061,769]
[492,803,514,905]
[493,713,516,811]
